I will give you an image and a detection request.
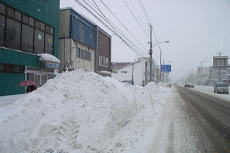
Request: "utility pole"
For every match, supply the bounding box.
[217,51,223,82]
[131,62,134,85]
[149,24,153,82]
[160,50,162,81]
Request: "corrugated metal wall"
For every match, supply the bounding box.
[0,48,39,67]
[70,10,96,49]
[0,73,25,96]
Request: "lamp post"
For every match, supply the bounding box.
[149,40,169,82]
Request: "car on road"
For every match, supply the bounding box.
[214,83,229,94]
[184,84,194,88]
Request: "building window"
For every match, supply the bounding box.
[0,63,24,73]
[0,2,54,55]
[15,10,21,21]
[6,18,21,50]
[21,24,34,52]
[45,33,53,54]
[35,20,45,31]
[0,15,5,47]
[0,3,5,14]
[27,73,34,81]
[76,47,81,57]
[22,14,29,24]
[34,29,44,53]
[29,17,34,26]
[7,7,14,18]
[99,56,109,67]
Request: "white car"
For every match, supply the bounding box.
[214,83,229,94]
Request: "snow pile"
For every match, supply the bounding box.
[38,53,60,63]
[0,71,166,153]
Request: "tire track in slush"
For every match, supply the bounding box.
[167,121,174,153]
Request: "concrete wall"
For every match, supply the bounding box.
[71,40,95,71]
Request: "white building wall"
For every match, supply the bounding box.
[71,40,95,71]
[112,57,152,86]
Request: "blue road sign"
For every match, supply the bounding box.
[161,65,171,72]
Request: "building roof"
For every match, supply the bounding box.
[111,62,131,70]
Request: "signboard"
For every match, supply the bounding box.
[43,61,59,69]
[161,65,171,72]
[213,56,228,68]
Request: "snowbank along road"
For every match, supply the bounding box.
[0,71,229,153]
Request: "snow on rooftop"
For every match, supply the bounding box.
[38,53,60,63]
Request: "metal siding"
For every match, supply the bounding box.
[69,11,96,49]
[0,48,40,67]
[0,73,25,96]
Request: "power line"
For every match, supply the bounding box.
[121,0,148,36]
[86,0,146,56]
[74,0,145,56]
[97,0,148,51]
[138,0,151,23]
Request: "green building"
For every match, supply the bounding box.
[0,0,60,96]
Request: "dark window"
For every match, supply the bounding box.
[76,47,80,57]
[34,75,40,87]
[45,25,50,33]
[0,64,24,73]
[48,74,53,80]
[35,20,45,31]
[45,33,53,54]
[29,17,34,26]
[0,3,5,14]
[21,24,34,53]
[41,75,47,85]
[15,10,21,21]
[27,73,34,81]
[88,52,91,61]
[80,49,85,59]
[6,18,21,50]
[22,14,29,24]
[50,27,54,34]
[7,7,14,18]
[34,29,44,53]
[0,15,5,47]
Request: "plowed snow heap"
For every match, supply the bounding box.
[0,71,165,153]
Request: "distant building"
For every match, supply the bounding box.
[0,0,60,96]
[112,57,155,86]
[111,62,131,72]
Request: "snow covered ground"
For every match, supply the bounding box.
[0,71,207,153]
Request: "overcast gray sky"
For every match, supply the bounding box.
[60,0,230,81]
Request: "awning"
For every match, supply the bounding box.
[38,54,60,69]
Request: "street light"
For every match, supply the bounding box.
[154,41,170,82]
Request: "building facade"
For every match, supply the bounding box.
[112,57,154,86]
[96,27,112,76]
[0,0,60,96]
[59,8,96,72]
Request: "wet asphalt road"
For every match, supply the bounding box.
[177,86,230,153]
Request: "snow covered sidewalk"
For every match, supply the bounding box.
[0,71,204,153]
